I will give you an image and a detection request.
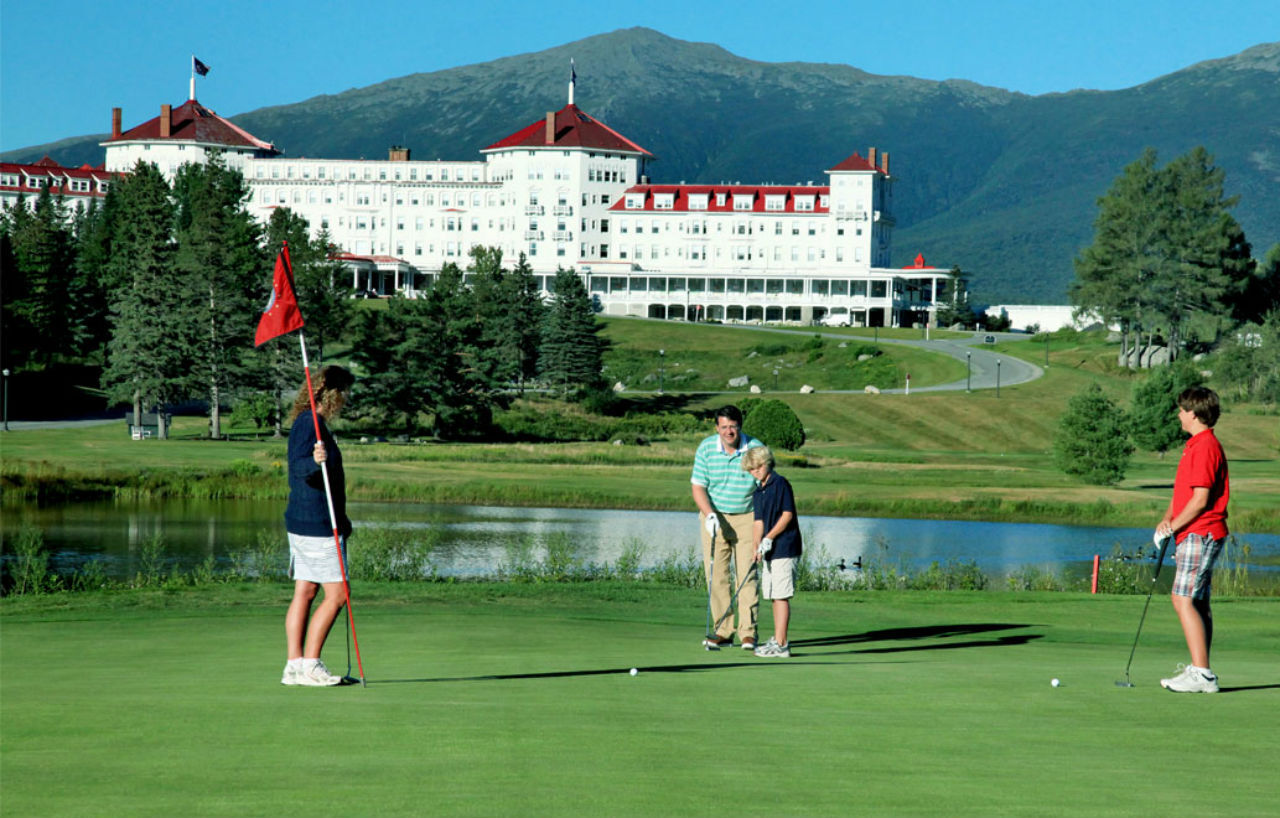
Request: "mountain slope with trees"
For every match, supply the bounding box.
[6,29,1277,303]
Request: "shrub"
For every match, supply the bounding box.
[1053,383,1133,485]
[744,399,806,451]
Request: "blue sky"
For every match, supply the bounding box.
[2,0,1275,152]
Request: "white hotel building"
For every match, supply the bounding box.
[101,81,954,327]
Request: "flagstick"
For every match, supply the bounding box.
[299,331,366,686]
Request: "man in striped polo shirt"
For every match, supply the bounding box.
[691,405,763,649]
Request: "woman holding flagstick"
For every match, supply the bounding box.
[257,242,365,687]
[281,364,356,686]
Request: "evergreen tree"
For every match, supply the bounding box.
[539,268,606,397]
[1147,148,1253,358]
[1234,242,1280,326]
[1053,383,1134,485]
[100,160,189,434]
[423,261,506,437]
[350,293,439,434]
[1127,361,1204,457]
[1,186,76,366]
[173,156,265,438]
[68,196,117,361]
[502,253,546,391]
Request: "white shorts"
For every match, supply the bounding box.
[288,533,348,584]
[761,557,796,600]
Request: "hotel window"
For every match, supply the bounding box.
[654,193,674,209]
[795,197,815,211]
[689,194,708,210]
[733,195,753,211]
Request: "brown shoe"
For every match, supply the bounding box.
[741,637,757,650]
[702,636,733,650]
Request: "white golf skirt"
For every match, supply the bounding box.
[288,532,348,584]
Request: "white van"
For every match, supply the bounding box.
[820,310,851,328]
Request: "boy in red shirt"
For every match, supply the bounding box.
[1156,386,1230,693]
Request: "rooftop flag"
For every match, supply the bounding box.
[254,243,305,346]
[193,56,211,76]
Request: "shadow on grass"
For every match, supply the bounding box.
[792,623,1032,648]
[371,623,1039,685]
[1218,684,1280,693]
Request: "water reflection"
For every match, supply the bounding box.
[6,499,1278,580]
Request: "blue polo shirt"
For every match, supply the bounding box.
[753,471,802,559]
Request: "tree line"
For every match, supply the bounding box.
[1,157,607,438]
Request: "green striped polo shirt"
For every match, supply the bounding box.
[690,432,762,514]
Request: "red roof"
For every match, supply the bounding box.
[109,100,277,152]
[826,151,884,173]
[608,184,828,214]
[903,253,942,270]
[2,158,119,196]
[483,104,652,157]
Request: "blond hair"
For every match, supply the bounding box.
[288,365,355,423]
[741,445,774,471]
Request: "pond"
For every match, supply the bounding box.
[6,499,1279,581]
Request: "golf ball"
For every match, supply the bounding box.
[630,668,638,676]
[1051,678,1060,687]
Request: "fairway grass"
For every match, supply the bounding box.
[3,585,1277,817]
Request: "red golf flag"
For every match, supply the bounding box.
[255,244,305,346]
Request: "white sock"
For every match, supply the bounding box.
[1191,665,1215,678]
[301,658,319,670]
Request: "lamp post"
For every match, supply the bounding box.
[996,358,1002,398]
[1044,333,1050,368]
[2,368,8,431]
[966,352,971,393]
[658,349,665,393]
[773,368,779,391]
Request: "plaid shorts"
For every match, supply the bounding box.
[1171,533,1223,599]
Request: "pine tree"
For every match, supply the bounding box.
[539,268,606,397]
[101,160,189,434]
[1053,384,1134,485]
[173,156,265,438]
[1127,361,1204,457]
[350,290,441,435]
[1,186,76,366]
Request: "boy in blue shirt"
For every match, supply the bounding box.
[742,445,802,658]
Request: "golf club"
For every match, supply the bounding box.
[703,527,716,643]
[1116,532,1173,687]
[704,561,758,650]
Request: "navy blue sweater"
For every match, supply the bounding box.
[285,410,351,537]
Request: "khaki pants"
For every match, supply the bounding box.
[701,510,758,642]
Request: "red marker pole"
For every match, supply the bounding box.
[300,332,366,686]
[1091,554,1100,594]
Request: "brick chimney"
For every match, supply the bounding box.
[388,146,410,161]
[881,151,890,175]
[867,147,877,168]
[111,108,122,139]
[545,112,555,145]
[160,105,171,138]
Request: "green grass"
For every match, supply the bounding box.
[2,584,1277,817]
[600,317,967,391]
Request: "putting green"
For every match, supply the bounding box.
[2,585,1276,817]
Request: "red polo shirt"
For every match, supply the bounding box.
[1172,429,1230,543]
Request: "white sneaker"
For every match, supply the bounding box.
[1161,665,1218,693]
[755,639,790,658]
[281,664,300,686]
[295,660,343,687]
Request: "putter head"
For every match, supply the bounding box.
[1115,680,1135,688]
